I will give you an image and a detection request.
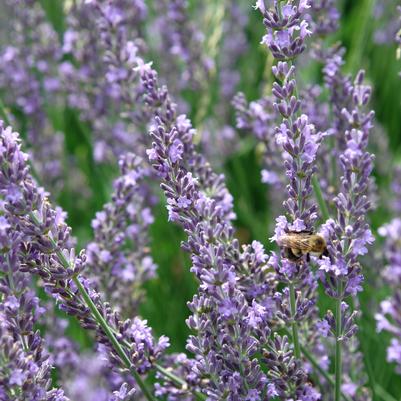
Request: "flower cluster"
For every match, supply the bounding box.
[60,0,148,163]
[87,153,156,317]
[376,219,401,373]
[0,0,65,192]
[0,167,67,399]
[0,0,399,400]
[0,122,168,398]
[153,0,211,91]
[257,0,312,60]
[148,120,271,399]
[318,70,374,299]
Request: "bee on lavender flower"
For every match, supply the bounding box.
[277,230,328,262]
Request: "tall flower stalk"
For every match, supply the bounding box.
[142,5,320,397]
[86,153,157,318]
[0,215,68,400]
[0,0,65,192]
[255,0,320,363]
[317,69,374,400]
[0,122,169,401]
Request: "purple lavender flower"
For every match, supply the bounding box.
[257,4,322,362]
[256,0,312,60]
[0,212,68,399]
[86,153,156,317]
[314,70,374,400]
[376,219,401,374]
[254,2,372,399]
[153,0,211,91]
[0,122,168,398]
[317,70,374,300]
[148,120,273,400]
[0,0,65,192]
[60,0,148,163]
[322,47,354,151]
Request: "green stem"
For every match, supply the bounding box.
[33,215,205,401]
[29,213,156,401]
[312,176,330,221]
[285,325,352,400]
[335,282,343,401]
[72,276,156,401]
[289,282,301,359]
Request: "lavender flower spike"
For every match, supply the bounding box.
[257,0,320,372]
[0,211,68,398]
[317,70,374,400]
[148,120,270,400]
[87,153,156,318]
[376,219,401,373]
[0,121,168,401]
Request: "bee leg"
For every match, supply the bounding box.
[284,247,300,261]
[321,248,329,259]
[306,253,310,263]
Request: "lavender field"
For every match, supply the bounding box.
[1,1,401,400]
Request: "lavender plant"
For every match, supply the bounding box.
[0,0,65,192]
[1,0,401,400]
[86,153,157,317]
[255,2,375,401]
[0,122,168,400]
[255,0,319,346]
[152,0,210,92]
[0,171,67,399]
[61,0,148,163]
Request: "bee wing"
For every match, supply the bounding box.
[278,234,311,251]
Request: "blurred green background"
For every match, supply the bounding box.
[4,0,401,399]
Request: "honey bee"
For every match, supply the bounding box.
[277,231,328,262]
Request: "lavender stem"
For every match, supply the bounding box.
[289,282,301,359]
[335,282,343,401]
[72,278,156,401]
[29,213,156,401]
